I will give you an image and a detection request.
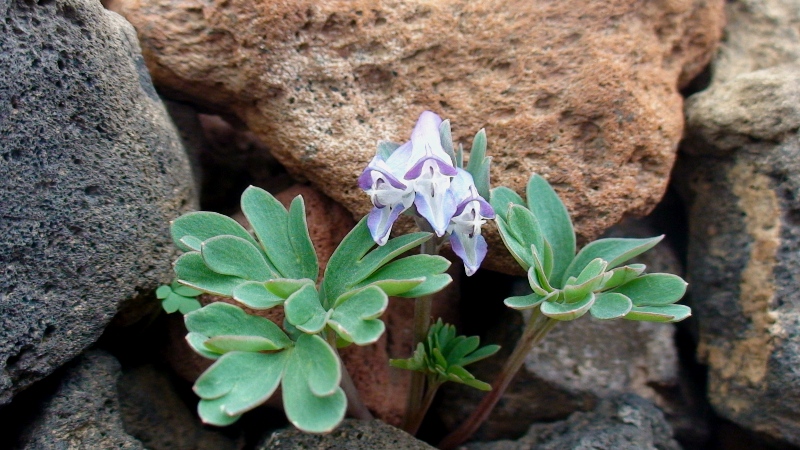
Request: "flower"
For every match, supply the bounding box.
[447,170,495,276]
[359,111,494,276]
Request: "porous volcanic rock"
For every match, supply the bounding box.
[260,419,435,450]
[466,394,680,450]
[679,64,800,446]
[0,0,195,405]
[108,0,725,273]
[16,351,144,449]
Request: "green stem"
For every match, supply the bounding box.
[403,225,439,433]
[404,376,441,435]
[438,307,558,450]
[327,331,373,420]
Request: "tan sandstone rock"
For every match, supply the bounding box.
[108,0,724,274]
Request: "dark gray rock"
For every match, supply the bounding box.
[260,419,435,450]
[118,363,243,450]
[466,394,680,450]
[0,0,196,404]
[16,350,144,449]
[680,63,800,445]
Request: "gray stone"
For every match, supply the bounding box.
[438,220,688,442]
[680,63,800,444]
[711,0,800,85]
[0,0,196,404]
[118,363,243,450]
[466,394,680,450]
[16,350,145,449]
[260,419,435,450]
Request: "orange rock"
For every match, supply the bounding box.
[109,0,725,274]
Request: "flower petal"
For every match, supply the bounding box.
[450,231,488,276]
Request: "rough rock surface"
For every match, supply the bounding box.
[466,394,680,450]
[260,419,435,450]
[0,0,196,405]
[108,0,724,273]
[677,0,800,444]
[680,66,800,446]
[438,220,690,441]
[118,364,243,450]
[16,350,144,449]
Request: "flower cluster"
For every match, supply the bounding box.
[358,111,494,275]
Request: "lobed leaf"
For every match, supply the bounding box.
[540,293,595,321]
[489,187,525,221]
[525,174,576,283]
[288,196,319,280]
[354,254,451,297]
[495,216,535,271]
[283,284,328,334]
[561,236,664,286]
[589,292,633,320]
[439,120,457,166]
[611,273,688,307]
[174,252,247,297]
[328,286,388,345]
[282,335,346,433]
[600,264,646,291]
[377,141,402,161]
[194,351,287,418]
[171,211,257,252]
[504,292,550,310]
[201,235,275,282]
[624,304,691,323]
[232,281,285,310]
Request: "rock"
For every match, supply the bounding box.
[0,0,196,404]
[16,350,144,449]
[679,65,800,446]
[438,219,690,441]
[466,394,680,450]
[108,0,725,273]
[711,0,800,85]
[260,419,435,450]
[118,363,243,450]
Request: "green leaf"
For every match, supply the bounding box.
[241,186,307,279]
[439,120,457,166]
[590,292,633,320]
[495,216,535,271]
[156,285,172,299]
[204,335,288,353]
[612,274,687,307]
[265,278,315,298]
[456,143,464,168]
[354,254,451,297]
[174,252,246,297]
[540,292,595,321]
[458,344,500,367]
[232,281,285,309]
[507,205,545,266]
[563,258,608,302]
[283,284,328,334]
[187,332,221,360]
[489,186,525,221]
[624,304,691,323]
[162,295,182,314]
[322,218,432,305]
[377,141,402,160]
[174,284,203,297]
[184,302,292,356]
[328,286,388,345]
[282,334,346,433]
[197,397,241,426]
[288,196,319,280]
[194,351,287,417]
[401,273,453,298]
[561,236,664,286]
[171,211,257,252]
[466,129,491,199]
[525,175,576,283]
[600,264,646,290]
[177,297,202,314]
[504,292,548,310]
[201,235,275,282]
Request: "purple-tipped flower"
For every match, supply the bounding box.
[360,111,494,275]
[447,170,495,276]
[358,144,416,245]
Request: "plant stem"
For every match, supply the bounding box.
[327,331,373,420]
[438,307,558,450]
[403,225,439,433]
[404,376,441,435]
